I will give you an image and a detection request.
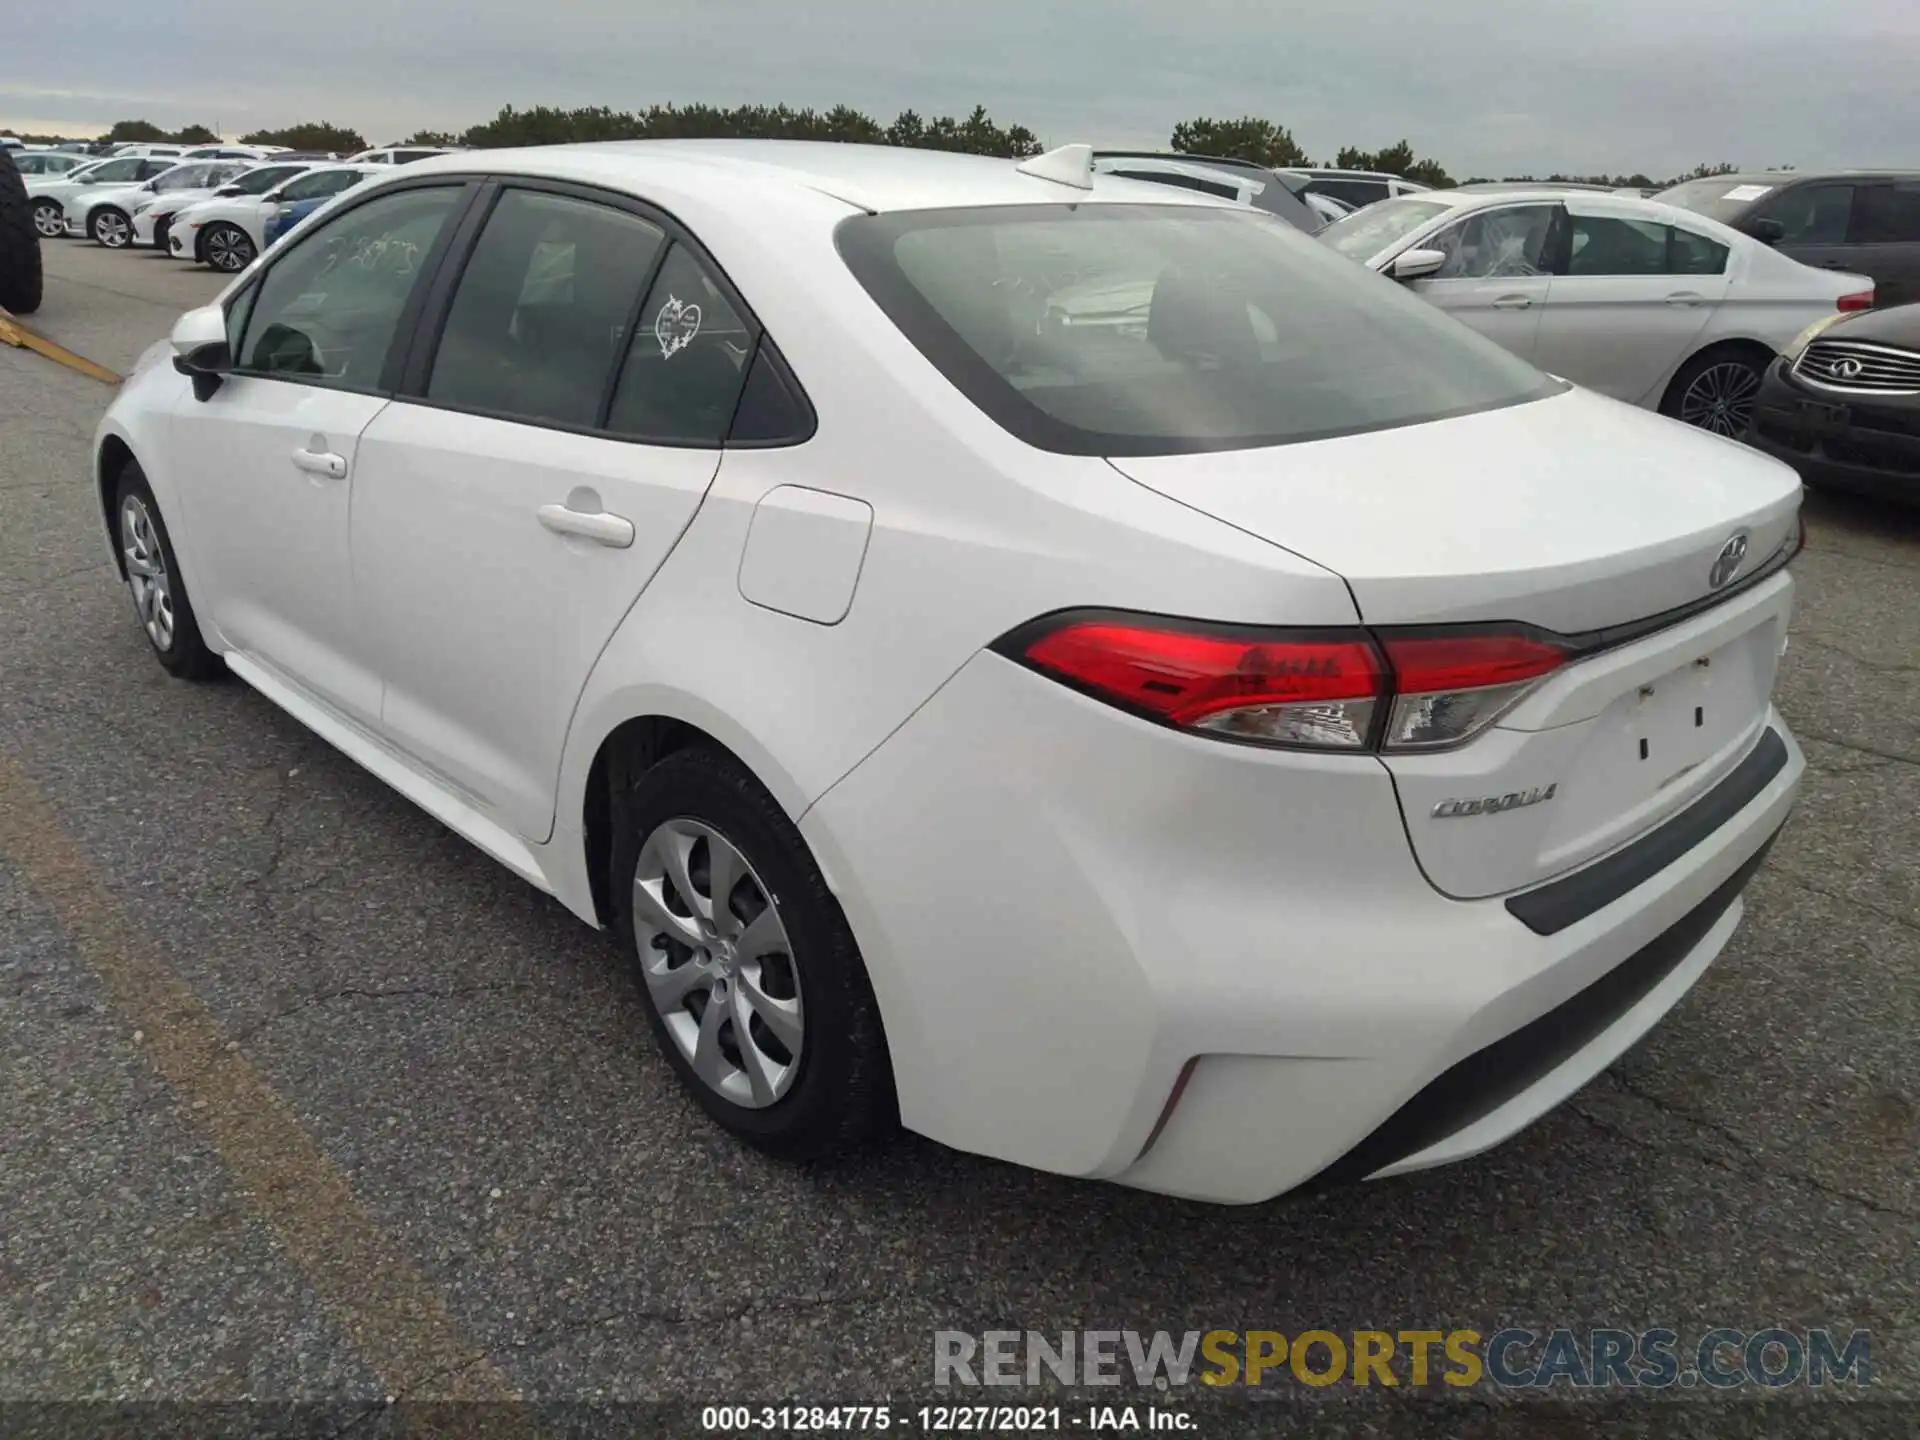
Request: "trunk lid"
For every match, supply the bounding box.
[1109,387,1801,898]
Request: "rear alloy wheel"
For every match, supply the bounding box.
[613,746,896,1161]
[33,198,65,239]
[90,207,132,248]
[1665,351,1766,438]
[203,222,253,272]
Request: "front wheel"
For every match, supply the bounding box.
[33,198,65,239]
[113,464,223,681]
[612,746,896,1162]
[90,207,132,248]
[1663,348,1767,438]
[202,222,254,272]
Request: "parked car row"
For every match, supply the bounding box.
[15,142,457,272]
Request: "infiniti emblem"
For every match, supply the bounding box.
[1710,531,1750,590]
[1828,357,1864,380]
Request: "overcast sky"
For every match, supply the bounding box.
[6,0,1916,177]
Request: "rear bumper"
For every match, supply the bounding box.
[804,649,1802,1205]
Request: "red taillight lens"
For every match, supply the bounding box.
[1837,290,1874,313]
[1010,615,1571,752]
[1378,632,1568,750]
[1019,620,1386,749]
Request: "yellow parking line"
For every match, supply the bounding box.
[0,308,123,385]
[0,757,521,1404]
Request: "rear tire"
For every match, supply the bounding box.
[112,462,223,681]
[612,746,896,1162]
[0,152,45,314]
[1661,345,1770,439]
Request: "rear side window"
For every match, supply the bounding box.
[1669,226,1730,275]
[1852,182,1920,244]
[837,203,1561,457]
[606,242,755,443]
[1758,184,1852,245]
[427,188,666,429]
[1310,178,1390,208]
[236,185,462,391]
[1565,214,1668,275]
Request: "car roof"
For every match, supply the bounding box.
[397,139,1247,215]
[1667,169,1920,187]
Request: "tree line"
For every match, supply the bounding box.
[3,107,1750,189]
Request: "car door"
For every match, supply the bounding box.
[1404,203,1560,362]
[167,181,472,727]
[350,182,757,841]
[1846,180,1920,307]
[1535,205,1727,403]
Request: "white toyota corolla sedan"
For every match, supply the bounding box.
[1320,188,1874,437]
[94,140,1805,1204]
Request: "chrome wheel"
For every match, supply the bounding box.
[632,818,803,1109]
[33,201,64,238]
[92,210,131,248]
[120,495,175,652]
[1678,360,1762,437]
[206,225,252,272]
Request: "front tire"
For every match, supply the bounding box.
[113,463,223,681]
[90,206,133,248]
[1662,347,1768,438]
[0,153,46,314]
[202,222,253,272]
[612,746,895,1162]
[32,198,66,239]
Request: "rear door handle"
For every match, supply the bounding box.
[291,447,347,479]
[537,503,635,549]
[1491,295,1533,309]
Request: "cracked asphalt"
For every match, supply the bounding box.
[1,239,1916,1434]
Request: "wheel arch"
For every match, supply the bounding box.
[1660,335,1778,411]
[96,433,137,578]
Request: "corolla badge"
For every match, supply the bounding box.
[1432,784,1557,820]
[1709,531,1750,591]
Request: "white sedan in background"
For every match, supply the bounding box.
[1321,189,1875,435]
[63,160,252,247]
[93,142,1804,1204]
[168,163,379,271]
[24,154,177,238]
[134,160,320,251]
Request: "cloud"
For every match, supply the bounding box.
[4,0,1915,176]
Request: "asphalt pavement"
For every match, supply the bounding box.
[1,236,1916,1435]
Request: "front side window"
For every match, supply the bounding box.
[1852,182,1920,244]
[1312,178,1390,208]
[1320,197,1451,260]
[606,242,755,443]
[152,165,204,193]
[428,188,666,429]
[838,203,1560,456]
[279,169,364,203]
[1757,184,1852,245]
[235,185,462,390]
[88,158,143,183]
[1426,205,1557,278]
[232,165,306,196]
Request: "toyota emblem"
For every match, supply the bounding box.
[1829,357,1864,380]
[1710,532,1750,590]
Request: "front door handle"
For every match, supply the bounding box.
[291,447,347,479]
[1665,292,1705,307]
[1491,294,1533,309]
[538,503,635,549]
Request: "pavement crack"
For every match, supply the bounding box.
[1790,636,1920,675]
[1575,1074,1916,1223]
[1775,869,1920,937]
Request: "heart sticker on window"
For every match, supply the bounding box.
[654,295,702,359]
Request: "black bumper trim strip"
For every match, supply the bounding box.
[1505,726,1789,938]
[1299,826,1781,1195]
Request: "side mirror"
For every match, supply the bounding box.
[1388,247,1448,281]
[1751,217,1785,245]
[170,306,233,400]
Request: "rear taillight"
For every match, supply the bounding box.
[1837,290,1874,313]
[1006,614,1566,752]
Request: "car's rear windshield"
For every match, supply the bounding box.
[1653,178,1781,223]
[836,203,1559,457]
[1318,197,1451,260]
